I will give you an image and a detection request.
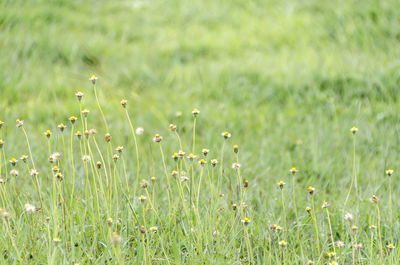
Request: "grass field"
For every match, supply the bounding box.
[1,0,400,264]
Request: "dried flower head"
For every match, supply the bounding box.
[51,152,61,161]
[321,201,330,209]
[120,99,127,108]
[169,124,177,131]
[82,109,90,117]
[152,134,162,143]
[344,212,353,222]
[140,179,149,188]
[370,195,379,204]
[30,169,39,176]
[10,169,18,177]
[111,232,121,244]
[16,119,24,128]
[336,241,345,248]
[82,155,91,162]
[232,204,237,211]
[244,180,249,188]
[232,162,241,170]
[24,203,37,213]
[105,133,112,142]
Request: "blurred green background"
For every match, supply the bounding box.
[1,0,400,195]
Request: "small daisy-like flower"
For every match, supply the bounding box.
[139,195,147,203]
[232,162,241,170]
[369,224,376,230]
[52,165,59,173]
[321,201,330,209]
[199,159,206,166]
[171,170,178,177]
[211,159,218,167]
[10,169,19,177]
[9,157,18,166]
[21,154,28,162]
[96,161,102,169]
[278,240,287,247]
[56,172,64,181]
[180,174,189,182]
[192,108,200,117]
[149,226,158,233]
[328,252,336,258]
[278,180,286,189]
[113,154,119,162]
[30,169,39,176]
[344,212,353,222]
[115,146,124,153]
[275,225,282,232]
[58,123,66,132]
[16,119,24,128]
[172,153,179,161]
[336,241,345,248]
[89,74,98,84]
[140,226,146,234]
[75,131,82,139]
[232,204,237,211]
[0,139,4,148]
[187,153,196,161]
[178,150,185,157]
[120,99,127,108]
[351,225,358,232]
[387,243,395,250]
[233,145,239,153]
[89,128,96,135]
[82,155,91,162]
[84,130,90,138]
[244,180,249,188]
[111,232,121,244]
[75,91,84,101]
[350,126,358,134]
[370,195,379,204]
[24,203,36,213]
[386,169,394,176]
[105,133,112,142]
[69,116,77,124]
[169,124,177,131]
[136,127,144,135]
[82,109,90,117]
[140,179,149,188]
[305,207,311,213]
[53,237,61,244]
[221,131,231,139]
[152,134,162,143]
[290,167,297,175]
[202,148,209,156]
[241,217,250,225]
[307,186,315,195]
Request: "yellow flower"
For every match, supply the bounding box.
[69,116,77,124]
[278,180,286,189]
[241,217,250,225]
[120,99,127,108]
[58,123,66,132]
[89,74,98,84]
[221,131,231,139]
[386,169,394,176]
[75,91,84,101]
[278,240,287,247]
[192,108,200,117]
[233,144,239,153]
[290,167,297,175]
[307,186,315,195]
[350,126,358,134]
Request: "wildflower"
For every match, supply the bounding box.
[187,153,196,161]
[16,119,24,128]
[113,154,119,162]
[30,169,38,176]
[370,195,379,204]
[0,120,3,128]
[178,150,185,157]
[75,91,84,101]
[181,174,189,182]
[387,243,395,250]
[307,260,313,265]
[74,131,82,139]
[213,230,219,237]
[111,232,121,244]
[172,153,179,161]
[24,203,36,213]
[10,169,18,177]
[241,217,250,225]
[89,74,98,84]
[344,212,353,222]
[171,171,178,177]
[354,243,362,249]
[20,154,28,162]
[140,179,149,188]
[105,133,112,142]
[336,241,345,248]
[202,148,209,156]
[52,165,59,173]
[0,139,3,148]
[307,186,315,195]
[211,159,218,167]
[221,131,231,139]
[53,237,61,244]
[232,204,237,211]
[369,224,376,230]
[96,161,102,169]
[151,176,156,182]
[233,145,239,153]
[84,130,89,138]
[58,123,66,132]
[290,167,297,175]
[199,159,206,166]
[330,262,338,265]
[169,124,177,131]
[149,227,158,233]
[51,152,61,161]
[328,252,336,258]
[278,240,287,247]
[120,99,127,108]
[0,179,6,184]
[45,216,50,222]
[82,109,90,117]
[278,180,286,189]
[305,207,311,214]
[140,226,146,234]
[321,201,330,208]
[351,225,358,232]
[275,225,282,232]
[69,116,77,124]
[107,218,113,226]
[232,162,240,170]
[9,157,18,166]
[0,209,10,219]
[386,169,394,176]
[115,146,124,153]
[139,195,147,203]
[192,108,200,117]
[82,155,91,162]
[350,126,358,134]
[152,134,162,143]
[136,127,144,135]
[56,172,63,181]
[49,155,54,163]
[244,180,249,188]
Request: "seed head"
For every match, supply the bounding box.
[105,133,112,142]
[152,134,162,143]
[232,162,241,170]
[169,124,177,131]
[370,195,379,204]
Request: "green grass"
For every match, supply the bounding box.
[1,0,400,264]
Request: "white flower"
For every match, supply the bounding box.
[82,155,91,162]
[30,169,39,176]
[51,152,61,161]
[10,169,19,177]
[24,203,36,213]
[232,162,241,170]
[344,212,353,222]
[136,127,144,135]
